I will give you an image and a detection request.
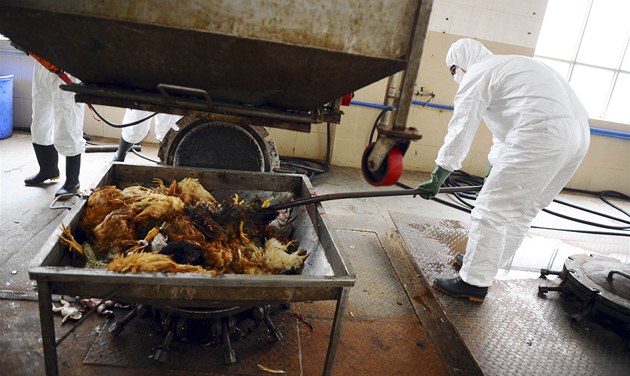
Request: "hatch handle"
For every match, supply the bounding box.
[157,84,213,106]
[606,270,630,282]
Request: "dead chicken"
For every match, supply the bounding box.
[263,238,308,273]
[52,298,82,324]
[161,214,207,244]
[58,225,105,268]
[129,193,184,222]
[106,252,214,275]
[79,185,125,231]
[92,208,137,255]
[150,177,217,205]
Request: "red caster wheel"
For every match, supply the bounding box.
[361,142,403,186]
[341,92,354,106]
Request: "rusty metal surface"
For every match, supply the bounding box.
[0,0,424,111]
[391,211,630,376]
[298,316,447,376]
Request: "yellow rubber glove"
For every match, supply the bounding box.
[416,165,451,199]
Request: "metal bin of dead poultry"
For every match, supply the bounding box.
[29,163,355,376]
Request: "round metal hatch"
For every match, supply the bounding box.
[563,254,630,325]
[160,120,278,172]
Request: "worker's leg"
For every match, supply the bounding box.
[121,109,153,144]
[460,120,588,287]
[26,64,59,185]
[154,114,181,143]
[114,109,153,161]
[500,121,590,269]
[51,76,85,196]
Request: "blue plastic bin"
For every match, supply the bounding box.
[0,74,13,140]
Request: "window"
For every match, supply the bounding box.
[534,0,630,124]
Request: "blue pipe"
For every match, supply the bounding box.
[350,100,630,141]
[349,100,391,110]
[589,127,630,140]
[411,100,454,110]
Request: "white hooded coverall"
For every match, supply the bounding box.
[438,39,590,287]
[31,63,85,156]
[121,109,181,144]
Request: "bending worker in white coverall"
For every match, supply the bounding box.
[25,63,85,197]
[416,38,590,302]
[112,109,180,162]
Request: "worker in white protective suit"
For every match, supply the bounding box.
[112,109,180,162]
[25,63,85,197]
[416,38,590,302]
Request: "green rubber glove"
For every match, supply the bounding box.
[416,165,451,199]
[484,163,493,183]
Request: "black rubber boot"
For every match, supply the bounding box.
[55,154,81,197]
[112,138,135,162]
[24,143,60,185]
[454,254,464,267]
[433,276,488,303]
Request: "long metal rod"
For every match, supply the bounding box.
[267,185,482,211]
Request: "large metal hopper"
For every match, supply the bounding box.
[0,0,428,112]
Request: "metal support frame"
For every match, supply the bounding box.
[323,287,350,376]
[61,84,342,128]
[37,282,59,376]
[392,0,433,131]
[35,282,351,375]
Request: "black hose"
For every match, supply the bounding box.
[369,107,393,145]
[414,170,630,237]
[129,148,160,164]
[277,122,332,180]
[89,106,158,128]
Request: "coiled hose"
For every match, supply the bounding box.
[397,170,630,237]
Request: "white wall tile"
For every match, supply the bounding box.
[432,0,546,48]
[491,0,548,17]
[450,0,493,8]
[428,1,454,33]
[0,53,20,77]
[13,97,31,130]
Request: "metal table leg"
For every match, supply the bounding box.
[37,281,58,376]
[322,287,350,376]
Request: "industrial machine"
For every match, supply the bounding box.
[539,254,630,340]
[0,0,433,183]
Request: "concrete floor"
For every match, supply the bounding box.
[1,130,629,375]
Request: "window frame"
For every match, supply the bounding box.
[534,0,630,123]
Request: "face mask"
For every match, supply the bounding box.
[453,67,465,85]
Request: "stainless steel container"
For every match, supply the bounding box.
[30,163,355,375]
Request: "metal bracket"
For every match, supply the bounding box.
[49,191,89,210]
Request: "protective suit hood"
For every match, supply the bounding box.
[446,39,494,71]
